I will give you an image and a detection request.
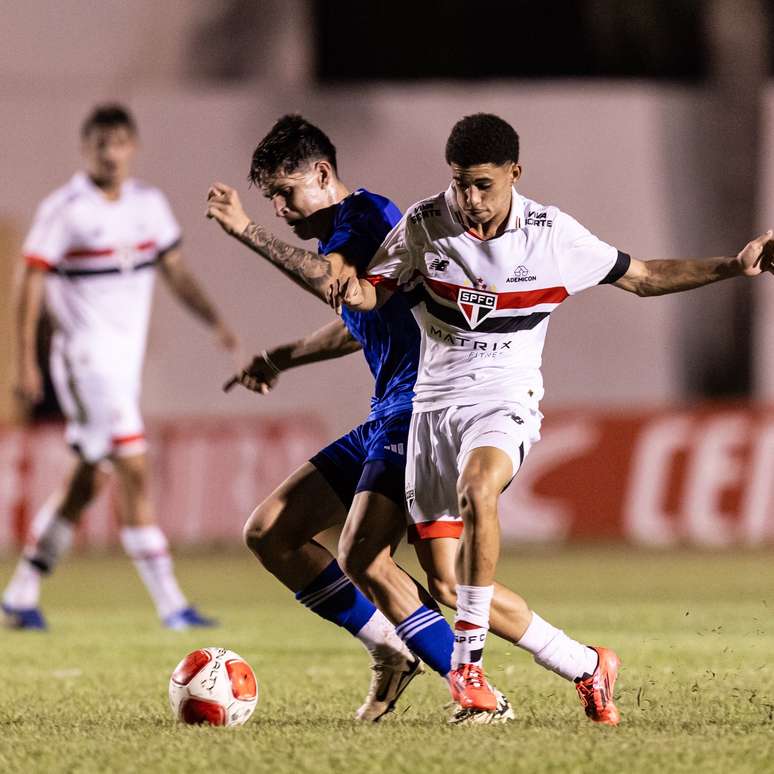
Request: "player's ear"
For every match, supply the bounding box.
[316,160,333,189]
[511,163,522,184]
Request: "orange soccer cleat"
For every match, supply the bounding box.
[575,646,621,725]
[449,664,498,712]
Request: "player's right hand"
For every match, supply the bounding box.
[327,274,366,312]
[223,352,280,395]
[13,362,43,406]
[206,182,251,238]
[740,229,774,276]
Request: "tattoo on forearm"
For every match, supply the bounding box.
[238,222,332,290]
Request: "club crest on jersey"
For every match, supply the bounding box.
[457,288,497,329]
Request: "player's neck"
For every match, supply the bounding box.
[465,206,511,240]
[88,174,123,201]
[312,183,351,241]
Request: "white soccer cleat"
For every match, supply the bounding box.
[448,688,515,725]
[355,654,424,722]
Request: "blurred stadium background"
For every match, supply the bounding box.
[1,0,773,550]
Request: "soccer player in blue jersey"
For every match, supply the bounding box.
[207,115,513,724]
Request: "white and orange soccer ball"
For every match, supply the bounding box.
[169,647,258,726]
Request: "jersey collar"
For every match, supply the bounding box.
[73,171,131,201]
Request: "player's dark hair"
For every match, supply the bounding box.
[81,103,137,139]
[249,114,338,187]
[445,113,519,167]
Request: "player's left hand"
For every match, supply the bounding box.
[738,230,774,276]
[223,352,281,395]
[206,183,251,238]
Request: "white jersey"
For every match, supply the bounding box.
[23,172,181,383]
[367,186,630,412]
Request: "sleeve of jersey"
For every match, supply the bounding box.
[364,214,416,291]
[322,210,384,273]
[22,199,70,270]
[553,212,631,295]
[153,191,183,257]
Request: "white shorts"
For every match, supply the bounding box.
[404,402,541,542]
[50,351,146,463]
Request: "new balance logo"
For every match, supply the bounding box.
[428,257,449,272]
[506,264,537,283]
[384,443,405,455]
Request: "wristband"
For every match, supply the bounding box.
[261,350,282,375]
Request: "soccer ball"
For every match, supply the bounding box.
[169,647,258,726]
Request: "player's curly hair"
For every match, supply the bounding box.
[445,113,519,168]
[81,104,136,139]
[249,114,338,187]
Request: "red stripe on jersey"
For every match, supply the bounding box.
[24,254,54,270]
[496,286,568,309]
[365,274,398,290]
[455,620,481,631]
[407,520,464,543]
[422,274,568,309]
[65,240,157,259]
[112,433,146,445]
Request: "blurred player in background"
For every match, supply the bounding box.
[3,104,238,631]
[333,112,774,723]
[207,114,626,726]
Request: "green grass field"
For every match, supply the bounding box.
[1,548,772,774]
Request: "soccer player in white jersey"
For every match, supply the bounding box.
[335,112,774,723]
[3,104,238,631]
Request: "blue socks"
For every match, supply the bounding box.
[395,605,454,677]
[295,559,377,636]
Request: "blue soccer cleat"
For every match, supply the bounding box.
[2,603,47,630]
[163,606,218,630]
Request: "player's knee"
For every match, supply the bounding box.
[115,456,148,494]
[243,505,270,557]
[242,499,291,562]
[456,476,497,519]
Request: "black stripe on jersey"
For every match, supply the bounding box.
[57,258,158,278]
[599,251,631,285]
[421,289,549,333]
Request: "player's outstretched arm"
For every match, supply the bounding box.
[206,182,346,303]
[14,264,46,406]
[614,230,774,296]
[159,248,239,355]
[224,318,361,394]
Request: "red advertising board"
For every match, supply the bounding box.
[1,405,772,551]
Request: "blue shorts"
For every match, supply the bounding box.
[309,411,410,508]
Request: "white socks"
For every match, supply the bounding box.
[356,610,414,664]
[452,584,494,669]
[3,500,74,609]
[517,611,599,681]
[120,525,187,620]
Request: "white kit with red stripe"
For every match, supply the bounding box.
[24,172,181,381]
[23,172,181,461]
[367,185,630,413]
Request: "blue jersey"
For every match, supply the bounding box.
[318,189,419,421]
